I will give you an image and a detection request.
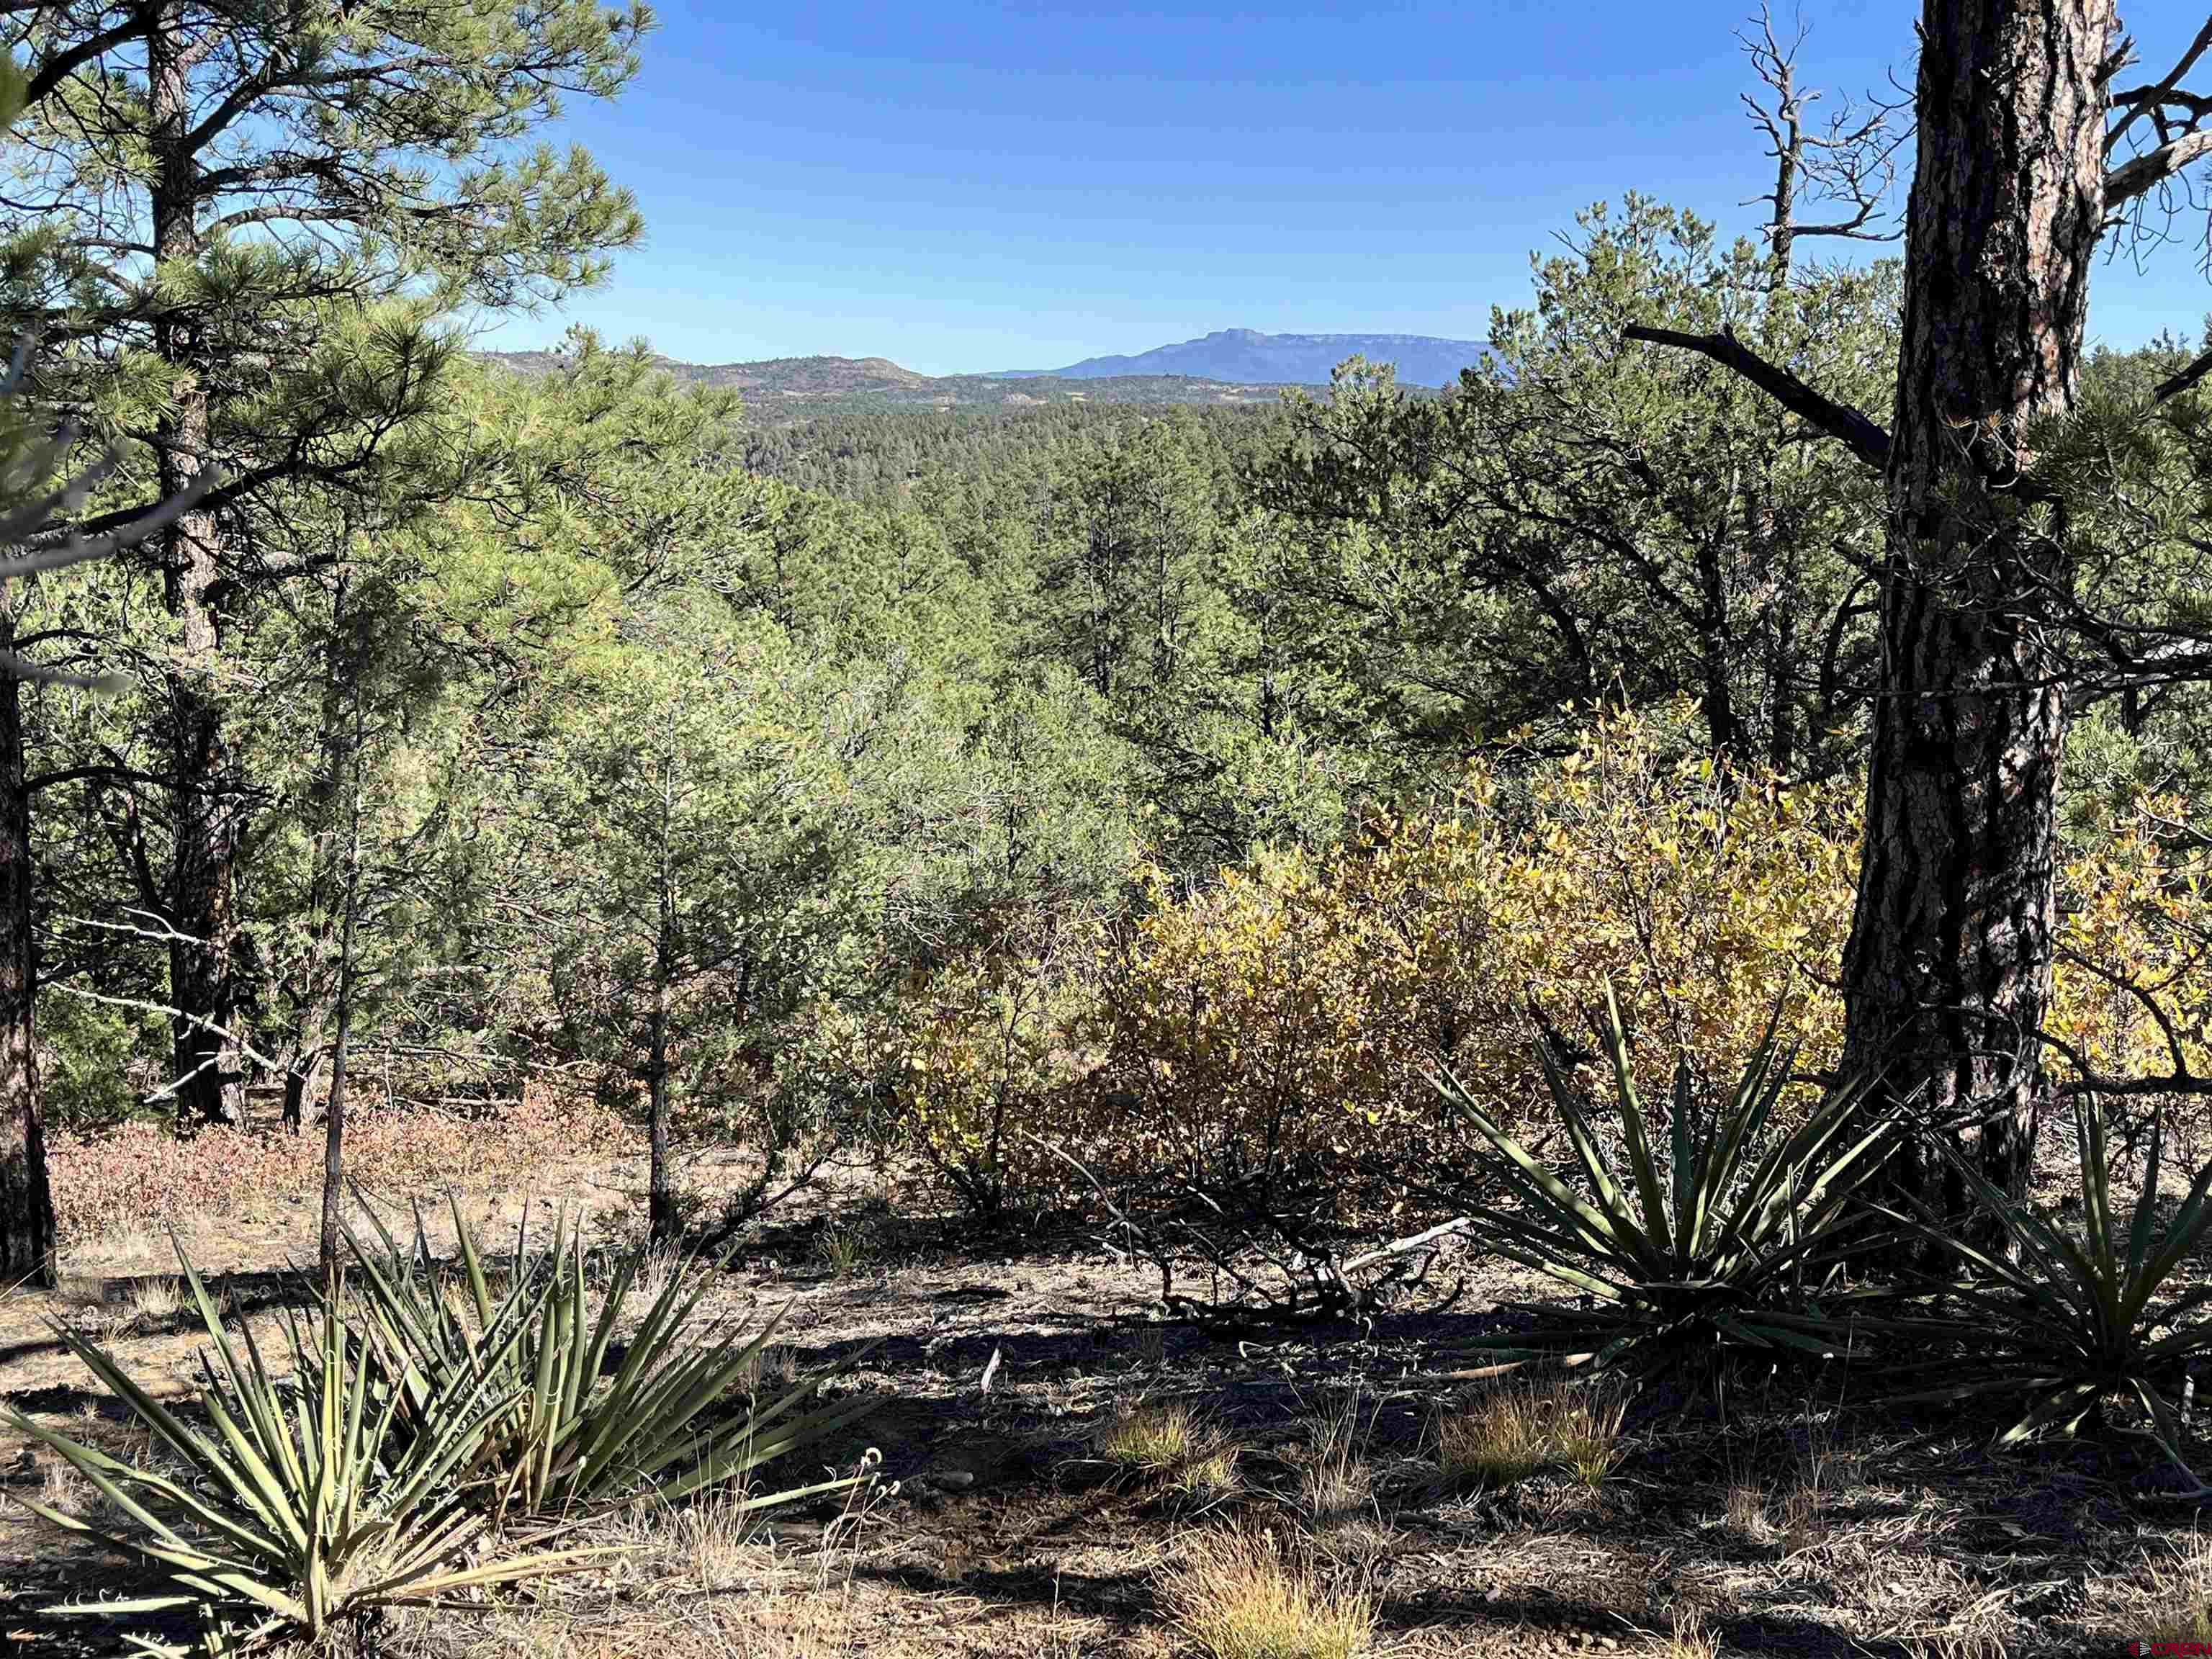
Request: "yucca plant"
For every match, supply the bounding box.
[1870,1104,2212,1473]
[1433,986,1891,1375]
[3,1247,603,1656]
[347,1202,878,1519]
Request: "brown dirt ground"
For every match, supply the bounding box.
[0,1146,2203,1657]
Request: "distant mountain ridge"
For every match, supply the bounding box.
[479,349,1306,415]
[986,328,1490,387]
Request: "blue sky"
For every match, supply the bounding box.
[482,1,2212,375]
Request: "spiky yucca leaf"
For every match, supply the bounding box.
[1867,1105,2212,1468]
[1434,985,1890,1375]
[2,1245,608,1654]
[347,1202,879,1518]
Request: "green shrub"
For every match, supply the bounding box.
[1874,1105,2212,1473]
[4,1248,598,1655]
[1434,985,1891,1377]
[349,1202,879,1518]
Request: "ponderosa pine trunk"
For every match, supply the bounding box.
[146,5,245,1127]
[0,601,55,1286]
[1838,0,2114,1206]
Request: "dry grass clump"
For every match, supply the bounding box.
[1298,1404,1374,1532]
[1552,1389,1628,1486]
[1097,1399,1205,1474]
[1721,1427,1859,1555]
[1437,1384,1549,1485]
[814,1218,877,1276]
[1722,1478,1773,1543]
[739,1339,798,1398]
[2110,1537,2212,1650]
[1166,1442,1245,1508]
[1160,1528,1374,1659]
[1297,1403,1396,1569]
[1435,1377,1627,1488]
[644,1485,773,1593]
[32,1450,97,1520]
[122,1273,181,1331]
[1667,1607,1719,1659]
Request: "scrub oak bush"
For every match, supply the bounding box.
[894,710,2212,1228]
[1086,712,1860,1222]
[2051,801,2212,1100]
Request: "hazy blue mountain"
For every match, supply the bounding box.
[986,328,1489,387]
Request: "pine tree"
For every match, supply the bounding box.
[1632,3,2212,1208]
[2,1,647,1122]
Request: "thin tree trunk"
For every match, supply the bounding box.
[146,4,244,1128]
[1691,533,1744,760]
[318,690,362,1286]
[647,745,676,1248]
[1838,0,2114,1210]
[0,598,55,1286]
[647,992,673,1246]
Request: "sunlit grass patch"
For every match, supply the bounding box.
[1436,1382,1551,1486]
[1161,1528,1373,1659]
[1096,1398,1204,1476]
[1094,1398,1244,1506]
[1551,1388,1628,1488]
[122,1274,181,1331]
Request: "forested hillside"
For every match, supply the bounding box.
[15,230,2205,1178]
[11,5,2212,1655]
[483,346,1309,413]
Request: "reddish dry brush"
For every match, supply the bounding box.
[48,1090,626,1244]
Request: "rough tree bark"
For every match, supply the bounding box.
[0,601,53,1285]
[1625,2,2212,1213]
[1837,0,2114,1205]
[146,4,246,1128]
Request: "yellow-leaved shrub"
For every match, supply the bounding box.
[1087,712,1858,1220]
[2052,802,2212,1115]
[896,711,2212,1224]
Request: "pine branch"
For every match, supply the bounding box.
[2107,130,2212,210]
[1621,323,1893,472]
[2154,346,2212,404]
